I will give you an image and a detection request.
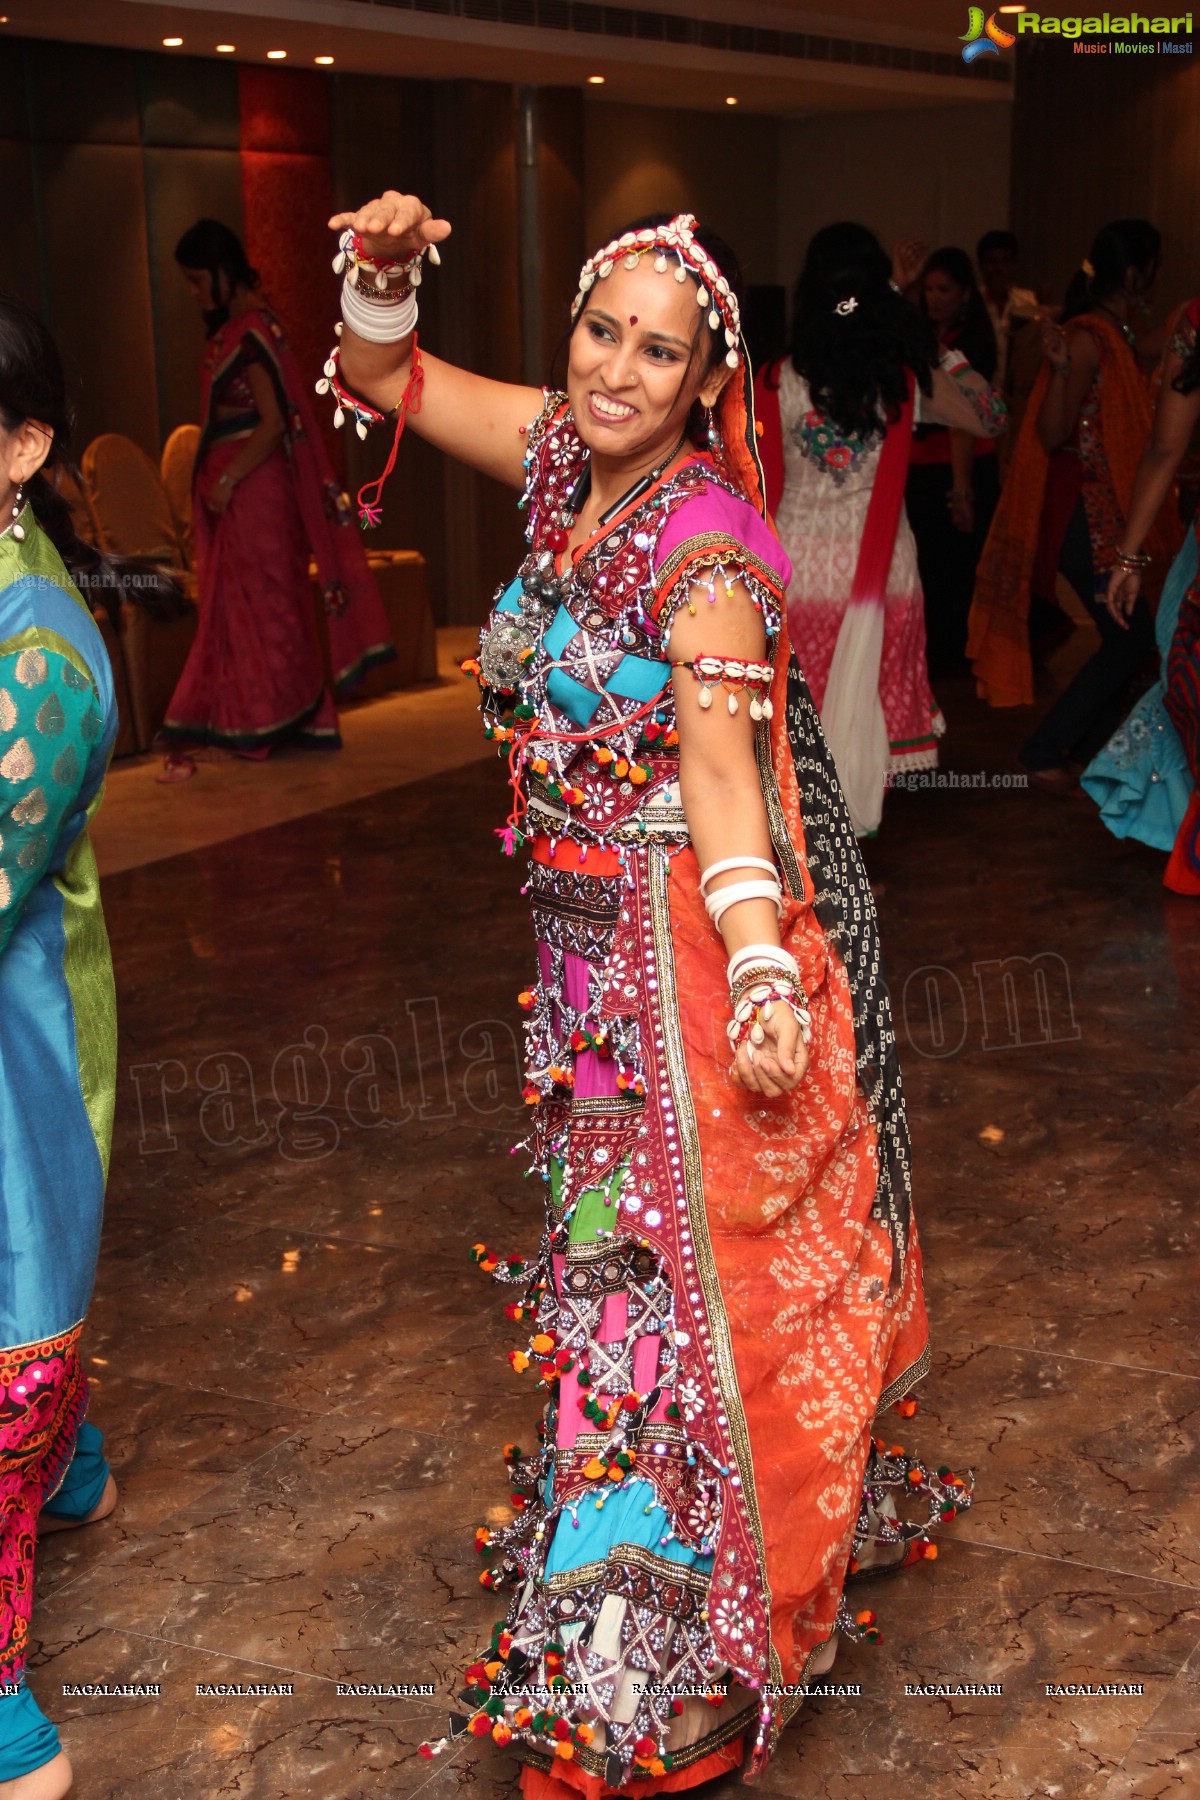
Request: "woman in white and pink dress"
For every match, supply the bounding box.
[756,224,1007,835]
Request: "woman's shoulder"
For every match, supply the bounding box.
[655,466,790,590]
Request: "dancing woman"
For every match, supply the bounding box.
[756,224,1006,835]
[968,219,1181,786]
[159,220,393,777]
[0,296,129,1799]
[1088,295,1200,893]
[324,192,971,1795]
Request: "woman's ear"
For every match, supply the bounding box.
[5,418,53,487]
[697,364,734,411]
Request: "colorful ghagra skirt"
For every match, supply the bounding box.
[425,822,970,1793]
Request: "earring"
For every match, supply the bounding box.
[9,485,24,542]
[705,406,723,454]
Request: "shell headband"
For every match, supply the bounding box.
[571,214,742,369]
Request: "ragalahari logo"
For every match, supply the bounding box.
[961,6,1018,58]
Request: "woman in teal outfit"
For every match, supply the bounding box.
[0,295,134,1799]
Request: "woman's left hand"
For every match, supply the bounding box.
[730,1005,810,1098]
[206,474,235,516]
[948,487,974,534]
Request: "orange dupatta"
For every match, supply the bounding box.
[967,311,1181,708]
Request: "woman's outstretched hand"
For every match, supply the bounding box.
[730,1004,810,1099]
[327,191,452,265]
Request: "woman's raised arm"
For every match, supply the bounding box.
[327,190,544,489]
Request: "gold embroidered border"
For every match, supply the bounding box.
[569,1094,646,1119]
[653,532,783,602]
[647,847,786,1726]
[876,1340,931,1416]
[543,1540,711,1597]
[754,715,804,899]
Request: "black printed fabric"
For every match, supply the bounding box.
[784,655,912,1280]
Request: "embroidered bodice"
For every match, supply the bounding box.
[472,395,788,852]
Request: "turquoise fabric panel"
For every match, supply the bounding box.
[0,1684,60,1781]
[41,1420,109,1519]
[546,666,602,726]
[606,652,670,703]
[542,605,578,661]
[544,1474,715,1580]
[495,578,524,615]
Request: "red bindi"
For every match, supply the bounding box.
[629,315,638,326]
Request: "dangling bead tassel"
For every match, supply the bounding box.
[10,485,25,541]
[354,338,425,530]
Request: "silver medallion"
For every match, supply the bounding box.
[479,616,536,689]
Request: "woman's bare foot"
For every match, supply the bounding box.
[156,753,196,783]
[38,1473,118,1536]
[809,1635,838,1678]
[0,1750,73,1799]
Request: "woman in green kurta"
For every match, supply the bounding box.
[0,295,132,1799]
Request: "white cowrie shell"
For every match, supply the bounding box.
[727,692,738,715]
[332,251,346,275]
[333,408,345,428]
[355,419,368,439]
[697,687,713,710]
[314,378,330,395]
[750,1022,766,1046]
[427,243,441,265]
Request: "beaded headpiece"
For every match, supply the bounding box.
[571,215,742,370]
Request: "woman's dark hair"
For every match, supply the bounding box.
[175,218,259,337]
[558,213,743,440]
[0,293,185,627]
[1061,218,1161,325]
[789,222,937,438]
[920,245,998,383]
[977,229,1018,263]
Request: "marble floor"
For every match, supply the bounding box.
[28,649,1199,1800]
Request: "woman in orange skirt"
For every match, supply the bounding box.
[322,189,971,1792]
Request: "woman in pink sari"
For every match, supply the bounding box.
[160,220,392,778]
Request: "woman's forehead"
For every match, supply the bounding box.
[579,260,700,334]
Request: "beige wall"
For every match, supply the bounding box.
[583,100,780,288]
[776,100,1014,290]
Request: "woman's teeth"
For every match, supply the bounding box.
[592,394,636,419]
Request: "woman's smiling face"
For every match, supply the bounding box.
[566,259,726,464]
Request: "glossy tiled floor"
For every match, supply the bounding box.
[29,660,1200,1800]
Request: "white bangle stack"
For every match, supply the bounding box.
[698,860,812,1063]
[340,275,418,344]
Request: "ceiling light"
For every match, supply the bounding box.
[267,48,287,60]
[216,43,236,53]
[315,54,334,64]
[725,95,738,105]
[163,36,184,47]
[587,74,605,85]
